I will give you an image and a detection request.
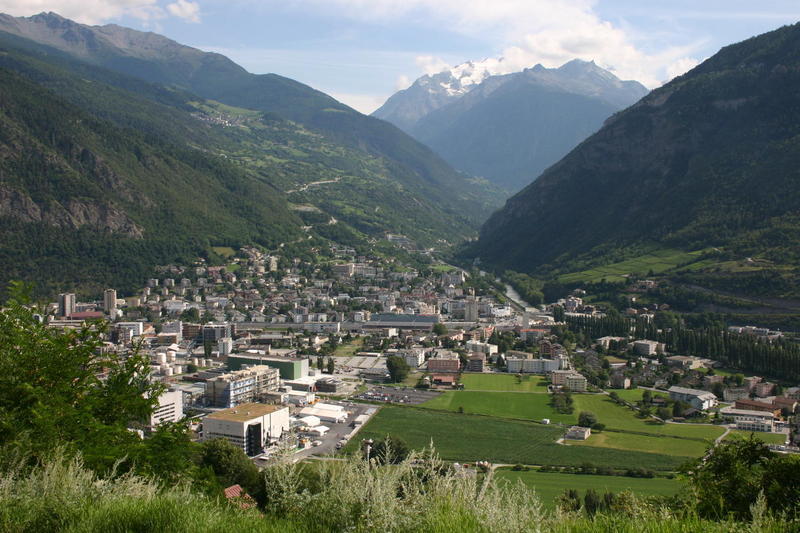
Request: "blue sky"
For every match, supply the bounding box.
[2,1,799,112]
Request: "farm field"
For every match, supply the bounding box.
[724,430,788,445]
[422,391,724,442]
[346,406,686,471]
[422,391,573,423]
[569,430,709,457]
[495,469,683,508]
[557,248,710,284]
[460,373,548,392]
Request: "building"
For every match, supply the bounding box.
[565,426,591,440]
[427,353,460,373]
[315,377,342,393]
[466,353,486,372]
[723,387,750,402]
[58,293,76,317]
[299,402,348,423]
[226,353,308,380]
[754,381,776,398]
[149,389,183,428]
[735,399,782,417]
[203,323,232,343]
[465,340,498,356]
[206,365,280,408]
[719,407,776,432]
[633,340,662,356]
[668,386,718,411]
[506,357,561,374]
[609,373,631,389]
[364,313,439,331]
[464,297,479,322]
[103,289,117,314]
[203,403,290,456]
[550,369,580,386]
[565,374,588,393]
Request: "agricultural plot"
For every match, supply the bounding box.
[569,431,709,457]
[346,406,686,471]
[557,248,711,284]
[495,470,683,508]
[423,391,724,442]
[459,373,548,392]
[422,391,574,423]
[571,395,724,441]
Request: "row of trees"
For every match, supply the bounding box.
[566,312,800,381]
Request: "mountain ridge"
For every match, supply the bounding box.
[468,22,800,298]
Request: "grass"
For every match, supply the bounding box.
[569,431,709,457]
[611,389,669,402]
[423,391,574,423]
[334,338,364,358]
[460,373,549,392]
[211,246,236,258]
[347,406,687,471]
[558,248,712,284]
[422,391,724,442]
[495,469,684,508]
[724,430,788,445]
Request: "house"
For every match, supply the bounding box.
[668,386,718,410]
[609,373,631,390]
[633,340,662,356]
[565,426,591,440]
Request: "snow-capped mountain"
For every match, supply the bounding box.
[372,58,508,132]
[373,59,649,191]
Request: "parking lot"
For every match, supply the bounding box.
[292,401,378,459]
[356,386,441,405]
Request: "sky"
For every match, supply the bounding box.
[1,1,799,113]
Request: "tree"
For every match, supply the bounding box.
[199,438,263,503]
[432,323,447,335]
[326,357,335,374]
[578,411,598,427]
[657,407,672,420]
[642,389,652,405]
[386,355,410,383]
[687,434,800,520]
[370,436,410,464]
[0,284,166,473]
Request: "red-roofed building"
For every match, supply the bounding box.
[224,484,256,509]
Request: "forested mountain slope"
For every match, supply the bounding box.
[469,23,800,297]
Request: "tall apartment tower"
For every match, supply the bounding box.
[103,289,117,314]
[58,293,76,317]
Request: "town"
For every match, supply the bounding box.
[39,239,798,508]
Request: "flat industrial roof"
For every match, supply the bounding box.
[205,402,284,422]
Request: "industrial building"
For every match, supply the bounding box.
[226,353,308,379]
[203,403,290,456]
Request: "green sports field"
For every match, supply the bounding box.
[460,373,548,392]
[495,469,683,508]
[347,406,686,471]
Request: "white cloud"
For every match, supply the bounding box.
[297,0,704,87]
[166,0,200,23]
[0,0,200,25]
[327,91,386,114]
[414,55,450,75]
[394,74,411,91]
